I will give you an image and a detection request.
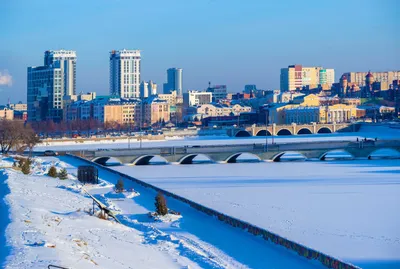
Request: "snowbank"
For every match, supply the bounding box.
[1,163,196,268]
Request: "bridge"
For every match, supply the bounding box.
[82,139,400,165]
[229,122,357,137]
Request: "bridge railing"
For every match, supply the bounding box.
[66,154,361,269]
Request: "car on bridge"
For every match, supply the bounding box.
[44,150,58,156]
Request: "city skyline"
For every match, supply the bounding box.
[1,0,399,104]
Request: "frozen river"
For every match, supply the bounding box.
[33,124,400,152]
[110,159,400,269]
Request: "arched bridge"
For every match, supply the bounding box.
[86,140,400,165]
[229,123,357,137]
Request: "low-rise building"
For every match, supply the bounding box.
[158,90,179,106]
[197,103,251,118]
[0,106,14,120]
[143,96,170,126]
[206,85,227,103]
[183,90,212,107]
[9,103,27,111]
[319,104,354,123]
[284,106,320,124]
[103,98,142,126]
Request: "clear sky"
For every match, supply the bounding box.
[1,0,399,104]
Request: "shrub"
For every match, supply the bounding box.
[58,168,68,180]
[155,192,168,216]
[48,166,58,178]
[21,161,30,175]
[115,178,124,193]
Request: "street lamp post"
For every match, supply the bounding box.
[271,110,274,145]
[128,123,131,149]
[265,108,269,152]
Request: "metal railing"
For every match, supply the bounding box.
[48,265,70,269]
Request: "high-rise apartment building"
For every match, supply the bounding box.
[140,80,158,98]
[280,65,334,91]
[27,63,63,122]
[342,71,400,88]
[163,68,183,95]
[44,50,77,96]
[319,69,335,87]
[148,80,157,95]
[140,81,149,99]
[27,50,77,122]
[110,49,141,98]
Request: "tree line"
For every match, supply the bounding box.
[0,120,40,154]
[29,119,148,137]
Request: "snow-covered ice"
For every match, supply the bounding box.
[0,155,325,269]
[110,159,400,269]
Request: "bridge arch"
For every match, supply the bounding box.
[225,152,261,163]
[178,154,214,165]
[256,130,271,136]
[132,155,168,165]
[317,127,332,134]
[368,148,400,160]
[271,151,307,162]
[319,150,354,161]
[297,128,313,135]
[92,156,122,166]
[276,129,292,136]
[235,130,252,137]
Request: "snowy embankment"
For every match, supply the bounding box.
[111,159,400,269]
[1,158,192,269]
[33,123,400,152]
[1,155,324,269]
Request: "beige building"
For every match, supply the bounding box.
[143,97,170,126]
[231,104,252,115]
[158,90,179,106]
[342,71,400,89]
[268,97,357,124]
[342,98,361,106]
[0,106,14,120]
[9,103,27,111]
[319,104,354,123]
[281,65,334,91]
[197,103,251,118]
[104,100,141,127]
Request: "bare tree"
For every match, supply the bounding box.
[0,120,40,154]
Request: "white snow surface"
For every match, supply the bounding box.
[33,123,400,152]
[0,156,325,269]
[111,159,400,268]
[1,167,197,268]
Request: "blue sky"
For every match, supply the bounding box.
[1,0,399,104]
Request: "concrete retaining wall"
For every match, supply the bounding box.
[67,154,360,269]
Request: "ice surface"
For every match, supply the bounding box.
[110,159,400,268]
[1,155,325,269]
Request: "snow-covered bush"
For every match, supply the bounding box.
[21,161,30,175]
[155,192,168,216]
[58,168,68,180]
[48,166,57,178]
